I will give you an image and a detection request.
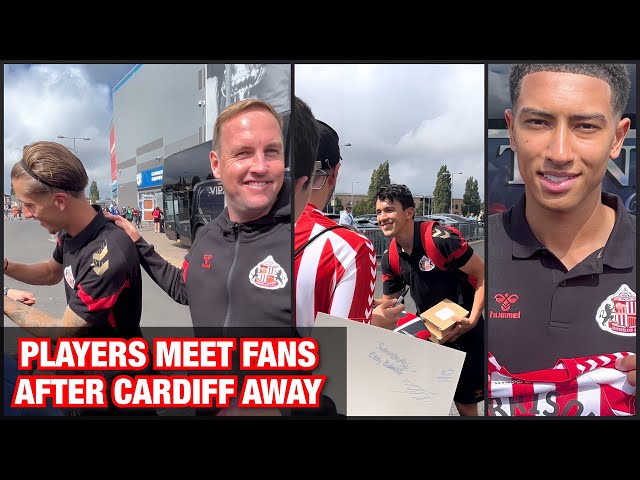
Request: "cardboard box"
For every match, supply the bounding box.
[420,299,468,344]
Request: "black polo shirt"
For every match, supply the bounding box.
[381,220,475,314]
[488,193,636,374]
[52,206,143,339]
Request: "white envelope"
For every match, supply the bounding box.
[312,312,466,416]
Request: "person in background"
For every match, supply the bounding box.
[339,201,359,231]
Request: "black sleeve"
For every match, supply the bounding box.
[70,239,132,325]
[430,224,473,271]
[380,250,405,296]
[136,238,189,305]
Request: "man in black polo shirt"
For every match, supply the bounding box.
[377,184,485,416]
[4,141,152,415]
[488,65,635,410]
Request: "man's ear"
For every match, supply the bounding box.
[327,163,341,187]
[505,108,516,152]
[210,150,221,179]
[406,206,415,220]
[52,193,69,211]
[294,176,310,196]
[610,117,631,160]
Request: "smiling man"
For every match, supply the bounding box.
[376,184,485,416]
[108,99,292,329]
[488,64,636,415]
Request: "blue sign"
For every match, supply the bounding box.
[137,167,164,189]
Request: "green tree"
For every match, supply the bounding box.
[433,165,451,213]
[353,199,369,216]
[89,180,100,204]
[364,160,391,214]
[334,196,343,212]
[10,184,15,195]
[463,176,481,217]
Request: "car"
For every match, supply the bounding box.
[416,214,457,226]
[353,214,378,228]
[323,213,341,221]
[439,213,476,223]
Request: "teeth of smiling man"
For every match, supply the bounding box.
[246,181,267,186]
[543,174,571,182]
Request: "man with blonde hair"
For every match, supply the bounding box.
[108,99,292,329]
[4,141,152,415]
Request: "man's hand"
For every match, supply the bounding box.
[104,212,141,242]
[371,299,405,330]
[441,313,478,343]
[615,355,636,387]
[6,289,35,306]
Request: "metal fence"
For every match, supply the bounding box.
[360,222,485,257]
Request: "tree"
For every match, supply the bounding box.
[463,177,481,217]
[10,184,15,195]
[334,196,343,212]
[353,199,369,216]
[432,165,451,214]
[364,160,391,214]
[89,181,100,204]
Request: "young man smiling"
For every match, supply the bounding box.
[377,184,485,416]
[488,64,636,415]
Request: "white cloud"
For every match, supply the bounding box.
[295,64,485,201]
[4,63,135,199]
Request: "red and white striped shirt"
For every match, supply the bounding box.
[295,203,376,328]
[488,352,636,416]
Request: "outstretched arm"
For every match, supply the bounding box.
[4,297,90,338]
[4,257,63,286]
[442,252,484,343]
[105,212,188,305]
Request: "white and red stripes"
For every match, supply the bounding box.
[295,205,376,328]
[488,352,636,416]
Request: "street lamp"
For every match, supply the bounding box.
[57,135,90,155]
[330,143,352,213]
[351,180,360,205]
[439,171,463,214]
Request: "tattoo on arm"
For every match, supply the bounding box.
[4,297,90,337]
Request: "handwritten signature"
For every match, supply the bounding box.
[393,379,438,405]
[368,343,411,375]
[436,369,455,382]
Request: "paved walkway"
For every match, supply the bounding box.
[136,224,189,267]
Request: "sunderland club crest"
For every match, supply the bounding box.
[419,255,435,272]
[596,284,636,336]
[64,265,75,289]
[249,255,288,290]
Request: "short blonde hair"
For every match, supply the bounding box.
[212,99,283,154]
[11,141,88,198]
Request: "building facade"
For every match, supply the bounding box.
[111,64,207,220]
[110,64,292,221]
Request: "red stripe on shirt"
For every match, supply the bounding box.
[182,260,189,283]
[77,279,131,311]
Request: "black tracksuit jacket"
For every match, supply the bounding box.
[135,180,292,329]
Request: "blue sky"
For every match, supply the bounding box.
[4,63,136,198]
